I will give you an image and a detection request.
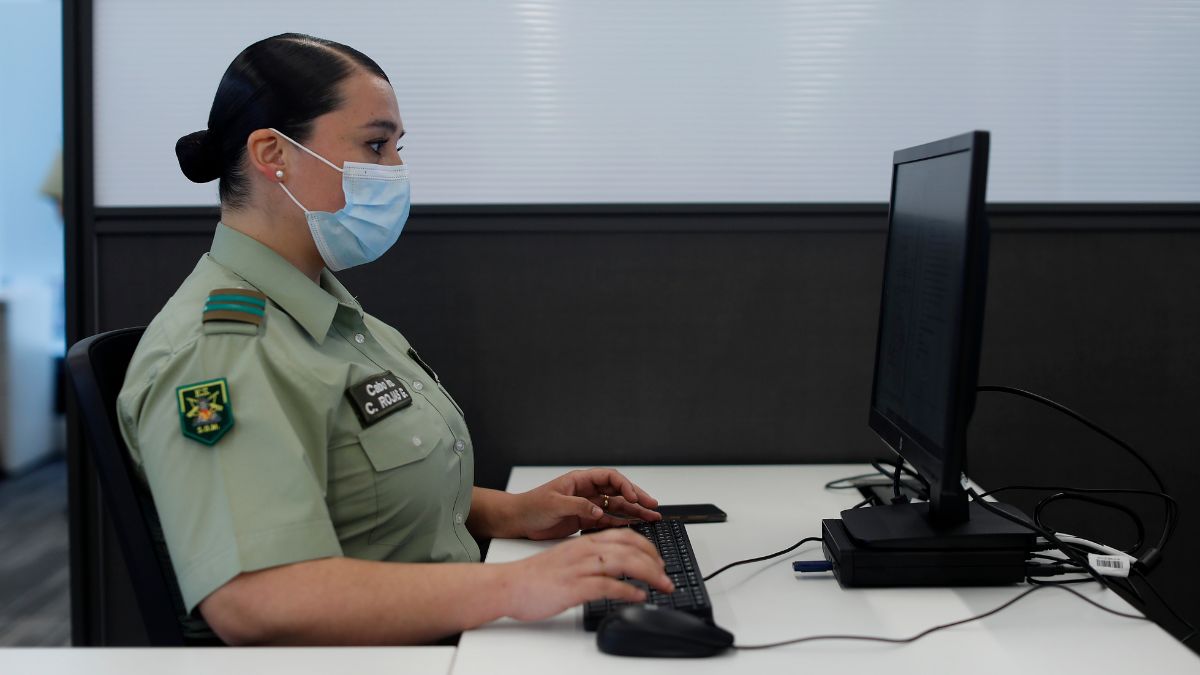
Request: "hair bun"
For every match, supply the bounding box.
[175,129,222,183]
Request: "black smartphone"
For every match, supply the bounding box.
[654,503,727,523]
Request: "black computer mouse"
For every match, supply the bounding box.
[595,605,734,658]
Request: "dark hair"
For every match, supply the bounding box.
[175,33,389,207]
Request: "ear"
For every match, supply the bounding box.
[245,129,285,181]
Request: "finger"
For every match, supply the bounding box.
[602,496,662,521]
[588,528,662,562]
[585,468,642,504]
[588,468,660,508]
[559,494,603,520]
[585,513,641,530]
[577,577,647,604]
[589,545,674,593]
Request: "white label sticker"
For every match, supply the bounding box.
[1088,553,1131,578]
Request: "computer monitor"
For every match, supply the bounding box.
[868,130,990,526]
[826,131,1034,586]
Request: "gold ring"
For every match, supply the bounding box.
[601,494,610,511]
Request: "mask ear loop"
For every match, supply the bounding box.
[268,127,344,173]
[277,181,310,213]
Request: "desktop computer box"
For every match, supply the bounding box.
[822,502,1037,587]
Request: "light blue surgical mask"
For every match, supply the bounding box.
[271,127,411,272]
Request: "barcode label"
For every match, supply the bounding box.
[1088,553,1131,577]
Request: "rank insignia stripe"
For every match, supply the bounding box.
[346,371,413,427]
[176,378,235,445]
[202,288,268,326]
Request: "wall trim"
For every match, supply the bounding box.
[93,203,1200,235]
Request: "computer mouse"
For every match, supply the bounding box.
[595,604,734,658]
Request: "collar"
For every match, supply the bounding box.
[209,223,363,343]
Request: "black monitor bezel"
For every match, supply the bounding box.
[867,130,990,524]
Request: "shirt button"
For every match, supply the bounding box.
[412,436,422,447]
[354,333,366,344]
[454,440,465,452]
[455,512,464,525]
[412,380,424,391]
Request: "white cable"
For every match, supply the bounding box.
[1043,533,1138,564]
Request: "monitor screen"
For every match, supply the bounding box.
[870,149,972,462]
[866,130,990,525]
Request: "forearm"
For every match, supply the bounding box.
[201,556,514,646]
[467,486,525,539]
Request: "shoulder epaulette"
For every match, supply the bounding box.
[203,288,267,326]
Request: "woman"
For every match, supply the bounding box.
[117,33,673,645]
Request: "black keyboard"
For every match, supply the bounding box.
[582,520,714,631]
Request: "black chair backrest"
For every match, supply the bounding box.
[66,327,187,646]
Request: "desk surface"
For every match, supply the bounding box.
[454,464,1199,674]
[0,647,456,675]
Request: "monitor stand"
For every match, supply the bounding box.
[821,502,1037,587]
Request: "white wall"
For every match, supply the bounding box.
[93,0,1200,206]
[0,0,64,283]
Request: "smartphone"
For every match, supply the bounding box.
[654,503,727,523]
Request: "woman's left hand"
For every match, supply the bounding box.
[513,468,662,540]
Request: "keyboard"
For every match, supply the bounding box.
[582,520,714,631]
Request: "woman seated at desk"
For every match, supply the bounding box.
[117,33,674,645]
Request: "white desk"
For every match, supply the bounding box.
[454,465,1199,674]
[0,646,455,674]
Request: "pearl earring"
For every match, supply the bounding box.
[275,169,284,180]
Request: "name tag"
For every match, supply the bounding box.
[346,371,412,427]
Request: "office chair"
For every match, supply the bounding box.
[66,327,195,646]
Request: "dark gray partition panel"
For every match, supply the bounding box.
[69,204,1200,645]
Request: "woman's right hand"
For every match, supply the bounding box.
[503,528,675,622]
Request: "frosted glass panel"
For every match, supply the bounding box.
[93,0,1200,206]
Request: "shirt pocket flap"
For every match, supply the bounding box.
[358,415,435,472]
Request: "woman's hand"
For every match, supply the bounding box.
[503,528,674,622]
[511,468,663,541]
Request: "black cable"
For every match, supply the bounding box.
[823,472,883,490]
[1132,569,1198,643]
[1027,576,1097,586]
[970,491,1148,606]
[826,460,930,500]
[976,386,1166,494]
[891,454,905,502]
[1026,563,1087,577]
[1034,492,1146,555]
[967,489,1112,588]
[734,583,1147,650]
[976,484,1177,565]
[851,495,874,509]
[703,537,822,582]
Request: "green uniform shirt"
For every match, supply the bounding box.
[117,223,480,619]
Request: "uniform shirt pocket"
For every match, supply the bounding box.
[358,412,435,471]
[354,403,451,549]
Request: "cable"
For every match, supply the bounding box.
[1026,562,1088,577]
[975,484,1177,567]
[967,489,1111,588]
[734,583,1147,650]
[1035,492,1146,555]
[1052,534,1138,564]
[826,459,930,499]
[976,385,1165,494]
[823,472,884,490]
[703,536,822,582]
[1131,570,1198,643]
